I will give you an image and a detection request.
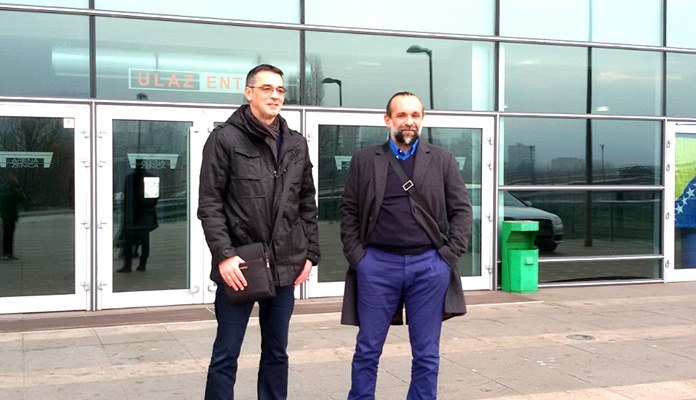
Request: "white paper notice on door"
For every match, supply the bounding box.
[144,176,160,199]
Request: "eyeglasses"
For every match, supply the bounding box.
[248,85,286,96]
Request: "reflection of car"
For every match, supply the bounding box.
[469,186,564,253]
[502,192,564,253]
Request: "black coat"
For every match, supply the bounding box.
[198,105,320,287]
[340,141,472,325]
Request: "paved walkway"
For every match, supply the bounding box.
[1,282,696,399]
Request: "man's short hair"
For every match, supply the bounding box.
[386,92,424,117]
[246,64,284,87]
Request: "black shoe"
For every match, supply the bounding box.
[116,266,132,273]
[136,265,146,271]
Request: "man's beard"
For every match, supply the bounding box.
[391,126,420,145]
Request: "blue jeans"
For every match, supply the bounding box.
[205,284,295,400]
[348,248,450,400]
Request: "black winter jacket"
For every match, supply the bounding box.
[198,105,320,287]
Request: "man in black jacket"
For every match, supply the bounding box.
[198,64,320,399]
[340,92,472,399]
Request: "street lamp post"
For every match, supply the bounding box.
[136,93,148,151]
[407,45,434,142]
[529,145,536,184]
[599,144,605,182]
[321,77,342,107]
[406,45,434,110]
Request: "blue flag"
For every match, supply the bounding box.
[675,175,696,228]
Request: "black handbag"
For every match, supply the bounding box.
[212,242,275,305]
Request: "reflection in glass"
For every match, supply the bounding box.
[0,117,75,297]
[112,120,189,292]
[500,118,661,186]
[590,48,662,116]
[500,0,661,45]
[589,0,662,45]
[500,0,589,41]
[0,0,85,5]
[305,0,494,35]
[95,17,300,103]
[0,11,89,98]
[675,133,696,269]
[317,125,386,283]
[666,53,696,117]
[96,0,299,23]
[498,190,661,258]
[667,0,696,49]
[539,259,661,283]
[501,44,662,115]
[501,44,587,113]
[430,127,482,277]
[316,125,482,282]
[305,32,494,111]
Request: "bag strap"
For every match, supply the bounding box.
[381,141,444,248]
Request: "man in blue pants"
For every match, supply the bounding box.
[340,92,472,399]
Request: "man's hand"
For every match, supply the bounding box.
[218,255,248,291]
[294,259,313,287]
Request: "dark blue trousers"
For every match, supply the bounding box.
[205,284,295,400]
[349,247,450,400]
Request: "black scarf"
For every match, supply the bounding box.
[243,106,281,160]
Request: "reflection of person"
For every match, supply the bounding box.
[198,64,320,399]
[340,92,472,399]
[116,160,158,273]
[1,177,26,261]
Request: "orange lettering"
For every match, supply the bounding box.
[183,74,194,89]
[219,76,230,90]
[234,77,243,90]
[207,75,216,89]
[154,73,164,87]
[137,72,150,87]
[168,73,181,87]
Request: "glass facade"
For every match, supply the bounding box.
[0,1,86,6]
[666,53,696,117]
[306,32,494,110]
[305,0,494,35]
[500,0,662,45]
[95,17,301,103]
[0,11,89,98]
[2,0,696,311]
[95,0,300,23]
[500,118,661,186]
[501,44,662,115]
[667,0,696,48]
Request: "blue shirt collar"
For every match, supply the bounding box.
[389,138,419,160]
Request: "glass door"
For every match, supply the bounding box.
[97,106,303,309]
[304,111,494,298]
[0,102,90,313]
[665,122,696,282]
[96,105,206,309]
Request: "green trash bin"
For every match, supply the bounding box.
[501,220,539,293]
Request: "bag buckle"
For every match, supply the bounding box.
[402,180,414,192]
